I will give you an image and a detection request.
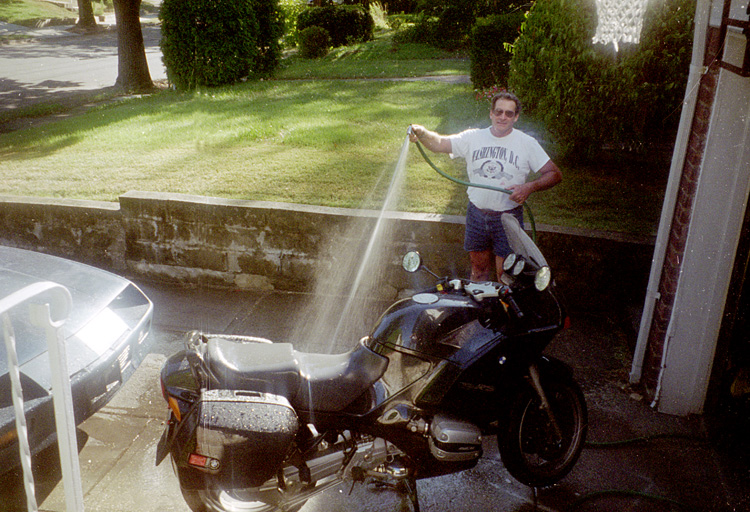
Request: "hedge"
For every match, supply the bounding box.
[160,0,283,90]
[297,5,374,48]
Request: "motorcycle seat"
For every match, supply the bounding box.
[206,339,302,399]
[293,344,388,412]
[205,338,388,413]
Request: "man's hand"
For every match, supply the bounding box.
[408,124,452,154]
[507,182,534,204]
[509,160,562,204]
[408,124,425,143]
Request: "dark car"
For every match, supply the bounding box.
[0,246,153,472]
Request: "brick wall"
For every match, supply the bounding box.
[640,28,722,395]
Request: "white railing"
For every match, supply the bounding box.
[1,282,84,512]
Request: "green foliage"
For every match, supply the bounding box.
[276,30,468,79]
[299,25,331,59]
[508,0,695,161]
[433,0,475,49]
[469,12,525,89]
[297,5,374,48]
[252,0,285,75]
[398,0,475,50]
[278,0,307,47]
[160,0,283,90]
[380,0,417,13]
[391,13,435,45]
[369,1,389,30]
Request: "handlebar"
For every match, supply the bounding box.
[451,280,525,319]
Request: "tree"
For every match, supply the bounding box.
[113,0,154,93]
[75,0,98,32]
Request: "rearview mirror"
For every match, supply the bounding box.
[402,251,422,273]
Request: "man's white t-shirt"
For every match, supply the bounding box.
[448,127,551,212]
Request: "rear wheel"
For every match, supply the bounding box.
[497,371,587,488]
[180,486,301,512]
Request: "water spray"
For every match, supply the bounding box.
[407,125,537,242]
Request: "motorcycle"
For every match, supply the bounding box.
[155,213,588,512]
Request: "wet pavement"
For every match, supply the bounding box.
[2,280,747,511]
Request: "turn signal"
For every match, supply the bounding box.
[167,395,182,422]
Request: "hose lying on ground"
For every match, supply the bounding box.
[568,433,709,511]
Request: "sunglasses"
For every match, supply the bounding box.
[491,109,517,118]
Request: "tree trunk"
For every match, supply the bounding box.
[76,0,98,31]
[113,0,154,93]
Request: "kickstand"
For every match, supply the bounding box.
[530,486,539,510]
[401,477,420,512]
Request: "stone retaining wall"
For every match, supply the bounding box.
[0,191,655,314]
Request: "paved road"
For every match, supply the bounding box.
[0,20,166,111]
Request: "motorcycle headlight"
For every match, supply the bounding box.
[503,253,517,272]
[534,266,552,291]
[512,258,526,276]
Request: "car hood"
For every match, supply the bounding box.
[1,247,130,378]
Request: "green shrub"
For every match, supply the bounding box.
[299,25,331,59]
[297,5,374,48]
[394,0,473,50]
[508,0,694,161]
[391,13,438,45]
[469,12,525,89]
[381,0,418,13]
[160,0,283,90]
[435,0,476,49]
[278,0,307,47]
[252,0,285,76]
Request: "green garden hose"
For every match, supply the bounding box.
[410,136,538,242]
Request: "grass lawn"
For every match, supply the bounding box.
[0,24,670,237]
[0,0,76,25]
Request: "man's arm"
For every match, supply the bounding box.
[507,160,562,204]
[409,124,453,154]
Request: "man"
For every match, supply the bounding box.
[409,91,561,281]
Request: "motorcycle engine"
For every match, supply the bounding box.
[428,414,482,462]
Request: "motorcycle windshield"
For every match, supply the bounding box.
[501,213,547,268]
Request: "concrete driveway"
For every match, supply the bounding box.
[1,281,745,512]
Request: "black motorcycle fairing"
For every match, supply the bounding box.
[204,336,389,413]
[366,293,500,360]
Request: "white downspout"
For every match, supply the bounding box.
[630,0,712,384]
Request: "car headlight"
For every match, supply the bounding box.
[535,266,552,291]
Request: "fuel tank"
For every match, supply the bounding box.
[364,292,501,362]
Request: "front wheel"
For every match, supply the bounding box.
[497,370,587,488]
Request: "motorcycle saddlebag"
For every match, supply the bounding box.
[190,389,299,488]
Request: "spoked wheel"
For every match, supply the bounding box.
[498,370,588,488]
[180,487,302,512]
